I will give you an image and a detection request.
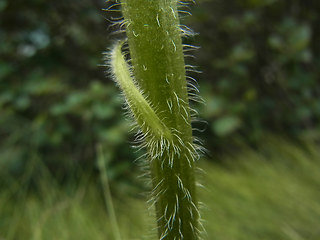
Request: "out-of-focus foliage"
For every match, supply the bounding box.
[0,0,134,185]
[1,139,320,239]
[1,1,319,238]
[190,0,320,148]
[1,0,320,182]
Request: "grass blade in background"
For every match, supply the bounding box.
[97,144,122,240]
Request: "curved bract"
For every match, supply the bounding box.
[110,41,173,141]
[108,1,203,239]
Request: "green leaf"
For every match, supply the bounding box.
[212,115,242,136]
[289,24,311,52]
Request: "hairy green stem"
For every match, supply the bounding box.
[110,1,201,239]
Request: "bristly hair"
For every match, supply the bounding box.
[104,0,206,239]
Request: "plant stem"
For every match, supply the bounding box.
[111,1,201,239]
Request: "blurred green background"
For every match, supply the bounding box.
[1,0,320,239]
